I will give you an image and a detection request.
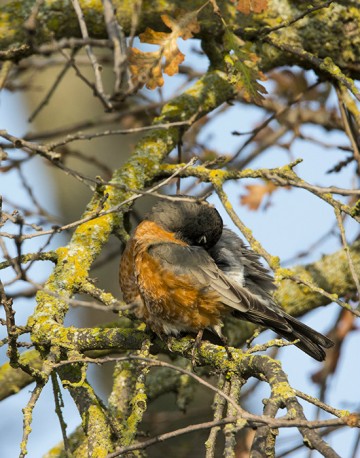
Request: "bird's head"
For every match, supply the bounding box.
[147,198,223,249]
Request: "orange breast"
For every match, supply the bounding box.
[120,220,227,335]
[135,250,226,335]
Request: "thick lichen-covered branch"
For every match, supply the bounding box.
[1,1,360,83]
[2,325,354,456]
[57,363,116,457]
[33,342,357,457]
[0,349,42,400]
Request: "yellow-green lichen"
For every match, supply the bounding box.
[86,404,113,457]
[209,169,226,186]
[271,381,295,401]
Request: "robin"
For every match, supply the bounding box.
[119,199,334,361]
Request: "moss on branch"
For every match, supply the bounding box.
[1,1,360,81]
[0,349,42,400]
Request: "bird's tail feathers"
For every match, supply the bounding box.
[237,309,334,361]
[277,313,334,361]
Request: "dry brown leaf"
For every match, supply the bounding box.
[128,48,164,90]
[240,181,277,210]
[129,10,200,90]
[161,12,200,40]
[235,0,268,14]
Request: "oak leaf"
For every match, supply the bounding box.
[240,181,277,210]
[128,48,164,90]
[129,10,200,90]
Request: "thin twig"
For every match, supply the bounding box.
[23,101,162,142]
[214,184,277,269]
[28,51,76,122]
[295,389,349,419]
[107,417,240,457]
[51,373,72,456]
[335,84,360,171]
[20,381,47,458]
[284,273,360,317]
[231,81,320,165]
[205,375,229,458]
[246,338,299,354]
[71,0,112,110]
[334,207,360,299]
[0,157,198,241]
[257,0,335,36]
[1,280,19,364]
[102,0,129,96]
[46,119,193,150]
[265,37,360,102]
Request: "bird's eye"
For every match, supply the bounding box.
[198,235,207,245]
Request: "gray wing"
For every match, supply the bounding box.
[207,228,293,329]
[209,229,334,360]
[209,228,275,298]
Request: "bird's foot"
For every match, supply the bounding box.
[191,329,204,369]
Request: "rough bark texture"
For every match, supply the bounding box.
[1,1,360,79]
